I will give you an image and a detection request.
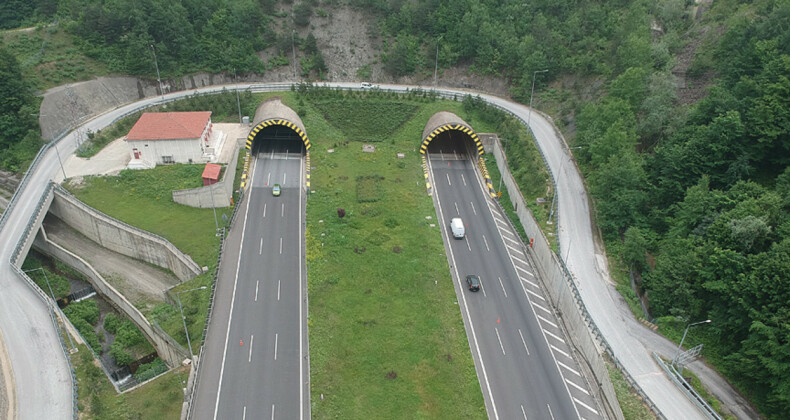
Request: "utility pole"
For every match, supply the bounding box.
[150,44,164,101]
[527,69,548,128]
[433,35,443,88]
[234,68,242,124]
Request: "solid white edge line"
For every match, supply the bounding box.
[429,157,499,420]
[213,153,257,420]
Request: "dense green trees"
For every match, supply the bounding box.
[0,46,44,171]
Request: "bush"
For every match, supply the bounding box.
[72,317,101,352]
[134,358,167,382]
[103,313,121,334]
[114,319,145,348]
[109,341,134,366]
[64,300,100,325]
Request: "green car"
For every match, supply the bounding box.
[272,184,281,196]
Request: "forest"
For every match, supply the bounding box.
[1,0,788,418]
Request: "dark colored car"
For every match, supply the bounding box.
[466,275,481,292]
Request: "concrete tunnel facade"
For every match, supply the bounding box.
[242,98,312,191]
[420,111,496,198]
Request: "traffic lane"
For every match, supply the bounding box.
[433,162,578,420]
[214,157,303,418]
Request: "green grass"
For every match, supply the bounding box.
[72,344,187,419]
[313,99,419,141]
[606,360,658,420]
[2,24,111,90]
[303,95,494,418]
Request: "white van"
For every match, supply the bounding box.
[361,82,377,89]
[450,218,465,239]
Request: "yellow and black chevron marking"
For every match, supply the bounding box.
[478,157,496,199]
[305,151,311,191]
[419,124,484,156]
[421,155,432,196]
[240,151,251,192]
[246,119,311,151]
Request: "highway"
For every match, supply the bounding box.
[0,81,707,419]
[427,137,601,420]
[192,138,308,419]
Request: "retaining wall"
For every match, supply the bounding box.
[172,141,241,208]
[33,232,189,368]
[490,138,625,420]
[48,186,202,282]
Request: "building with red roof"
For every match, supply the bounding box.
[125,111,218,168]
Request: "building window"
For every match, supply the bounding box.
[162,155,175,164]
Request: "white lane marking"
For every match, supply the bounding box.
[542,328,566,344]
[510,254,529,266]
[501,233,520,245]
[461,173,467,186]
[428,157,499,420]
[243,406,247,420]
[279,237,283,254]
[283,172,287,185]
[270,148,274,159]
[520,277,539,288]
[480,278,487,297]
[521,405,528,420]
[537,314,558,329]
[299,154,304,420]
[494,327,506,355]
[454,202,460,215]
[446,173,451,185]
[248,335,254,362]
[566,379,590,396]
[213,156,256,420]
[281,203,285,217]
[482,235,490,251]
[506,244,524,255]
[526,288,546,301]
[515,265,534,277]
[531,301,552,314]
[465,236,471,252]
[493,217,509,228]
[557,360,581,376]
[518,329,530,355]
[551,344,571,359]
[470,201,477,215]
[547,404,556,420]
[277,280,281,301]
[259,238,263,255]
[486,201,501,215]
[271,404,275,420]
[263,203,267,218]
[266,172,271,185]
[274,333,279,360]
[498,277,508,298]
[574,397,599,414]
[255,280,259,302]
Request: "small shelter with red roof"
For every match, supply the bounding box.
[202,163,222,186]
[125,111,222,168]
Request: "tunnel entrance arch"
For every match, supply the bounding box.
[421,111,495,198]
[242,98,312,191]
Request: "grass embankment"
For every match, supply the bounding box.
[285,90,490,418]
[72,344,187,419]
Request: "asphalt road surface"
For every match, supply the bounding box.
[428,140,601,420]
[192,139,308,420]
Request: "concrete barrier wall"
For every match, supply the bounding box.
[48,186,202,282]
[33,232,189,368]
[491,139,625,420]
[172,142,240,208]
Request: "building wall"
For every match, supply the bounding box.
[127,118,212,166]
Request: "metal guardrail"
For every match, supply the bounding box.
[654,353,723,419]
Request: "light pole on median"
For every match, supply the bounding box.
[672,319,711,369]
[176,286,208,359]
[527,69,548,129]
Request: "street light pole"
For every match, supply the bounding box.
[234,68,242,124]
[527,69,548,129]
[433,36,442,88]
[292,30,297,78]
[497,137,508,193]
[672,319,711,368]
[150,44,164,101]
[176,286,208,359]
